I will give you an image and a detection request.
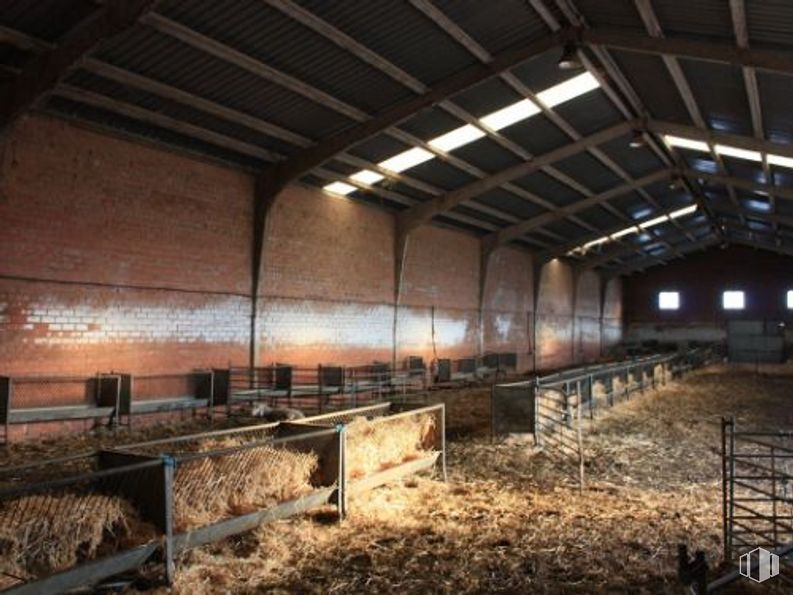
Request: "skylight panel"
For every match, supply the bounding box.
[479,99,540,131]
[714,144,762,162]
[379,147,434,173]
[668,205,698,219]
[611,226,638,240]
[744,199,771,213]
[349,169,385,185]
[428,124,486,152]
[583,236,609,250]
[663,135,708,152]
[638,214,670,229]
[323,181,356,196]
[536,72,600,108]
[767,154,793,169]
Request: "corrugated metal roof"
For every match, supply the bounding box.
[449,77,522,118]
[609,50,693,125]
[473,188,543,221]
[513,171,583,208]
[553,91,623,136]
[510,49,578,93]
[96,26,352,139]
[8,0,793,261]
[598,138,665,179]
[157,0,414,115]
[553,152,623,193]
[758,70,793,145]
[431,0,549,55]
[294,0,478,86]
[745,0,793,48]
[453,139,522,175]
[0,0,95,42]
[65,68,300,157]
[43,95,266,171]
[575,0,645,30]
[399,107,465,142]
[501,115,573,156]
[406,159,477,191]
[679,59,752,136]
[651,0,734,41]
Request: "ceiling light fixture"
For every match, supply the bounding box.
[628,129,646,148]
[558,43,582,70]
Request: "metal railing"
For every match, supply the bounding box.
[491,347,721,445]
[0,402,446,593]
[722,418,793,581]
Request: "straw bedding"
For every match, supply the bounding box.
[344,414,437,480]
[0,493,156,587]
[172,438,319,532]
[151,365,793,593]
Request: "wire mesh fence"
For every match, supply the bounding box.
[131,374,198,402]
[113,421,281,457]
[5,375,97,409]
[0,459,164,591]
[171,427,340,533]
[491,348,722,477]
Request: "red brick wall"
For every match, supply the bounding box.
[0,115,252,377]
[483,246,533,370]
[603,277,623,349]
[622,245,791,344]
[396,225,480,364]
[258,184,394,366]
[575,270,601,363]
[1,115,624,407]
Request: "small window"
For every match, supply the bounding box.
[723,291,745,310]
[658,291,680,310]
[787,290,793,309]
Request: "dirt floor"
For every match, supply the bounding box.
[134,365,789,594]
[3,365,792,593]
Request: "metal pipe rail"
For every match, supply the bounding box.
[0,402,447,594]
[491,346,721,440]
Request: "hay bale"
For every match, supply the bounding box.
[173,439,318,531]
[0,492,154,582]
[345,414,436,480]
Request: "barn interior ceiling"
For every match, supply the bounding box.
[4,0,793,276]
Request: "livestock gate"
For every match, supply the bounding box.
[721,417,793,586]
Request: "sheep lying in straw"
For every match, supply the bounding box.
[0,493,155,585]
[344,414,437,480]
[250,402,305,421]
[172,439,318,532]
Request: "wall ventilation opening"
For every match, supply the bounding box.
[658,291,680,311]
[723,290,745,310]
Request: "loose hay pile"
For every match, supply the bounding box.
[173,439,318,531]
[0,492,154,587]
[151,366,793,594]
[344,414,437,480]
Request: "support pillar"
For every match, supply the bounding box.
[478,237,497,360]
[392,229,410,371]
[531,258,546,373]
[598,273,613,359]
[249,177,283,370]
